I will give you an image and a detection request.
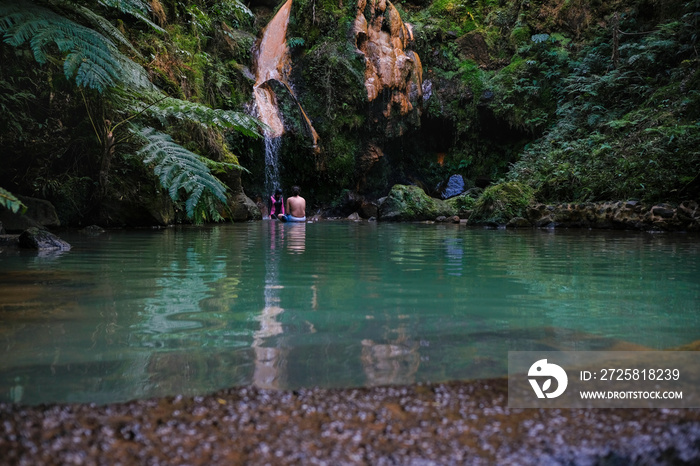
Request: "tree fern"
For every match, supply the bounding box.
[138,95,263,138]
[136,127,228,219]
[97,0,165,32]
[63,2,142,58]
[0,1,152,93]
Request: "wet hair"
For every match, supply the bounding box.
[291,186,300,196]
[274,188,282,196]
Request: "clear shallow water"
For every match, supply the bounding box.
[1,222,699,405]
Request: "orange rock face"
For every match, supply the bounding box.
[252,0,319,150]
[354,0,423,124]
[252,0,293,138]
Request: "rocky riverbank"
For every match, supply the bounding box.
[2,378,700,465]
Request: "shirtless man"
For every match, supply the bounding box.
[285,185,306,222]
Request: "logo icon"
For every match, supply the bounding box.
[528,359,568,399]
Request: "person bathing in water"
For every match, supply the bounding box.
[283,185,306,222]
[269,188,284,219]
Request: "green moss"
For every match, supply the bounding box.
[509,25,531,48]
[470,181,534,223]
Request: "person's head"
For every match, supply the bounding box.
[274,188,282,198]
[291,186,300,196]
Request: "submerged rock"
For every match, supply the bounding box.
[18,227,71,251]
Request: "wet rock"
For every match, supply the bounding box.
[229,191,261,221]
[347,212,361,221]
[523,201,697,231]
[359,201,379,219]
[651,204,675,219]
[0,233,19,250]
[81,225,106,235]
[506,217,532,228]
[18,227,71,251]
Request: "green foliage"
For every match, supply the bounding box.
[136,127,228,221]
[0,187,27,214]
[0,1,152,93]
[470,181,534,223]
[98,0,165,32]
[445,192,476,216]
[508,8,700,203]
[140,95,262,138]
[487,33,570,133]
[287,36,305,49]
[0,76,35,138]
[209,0,253,27]
[0,0,262,223]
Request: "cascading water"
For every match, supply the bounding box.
[252,0,293,195]
[263,135,283,195]
[251,0,320,196]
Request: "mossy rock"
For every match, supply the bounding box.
[379,185,456,221]
[470,181,534,224]
[445,192,477,217]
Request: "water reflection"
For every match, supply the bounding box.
[1,225,699,405]
[251,221,307,388]
[286,222,306,254]
[252,223,287,388]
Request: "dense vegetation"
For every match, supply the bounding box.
[1,0,698,226]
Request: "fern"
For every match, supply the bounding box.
[0,187,27,214]
[0,1,152,93]
[97,0,165,32]
[287,37,305,48]
[139,95,262,138]
[136,127,228,220]
[63,2,142,58]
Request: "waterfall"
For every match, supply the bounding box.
[252,0,293,194]
[264,135,283,195]
[251,0,320,195]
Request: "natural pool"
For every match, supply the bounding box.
[1,222,699,405]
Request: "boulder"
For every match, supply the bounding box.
[229,191,261,221]
[440,174,466,199]
[358,200,379,219]
[18,227,71,251]
[378,185,456,221]
[506,217,532,228]
[0,195,60,232]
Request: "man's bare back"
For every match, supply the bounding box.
[286,186,306,218]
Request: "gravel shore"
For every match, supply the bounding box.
[2,378,700,465]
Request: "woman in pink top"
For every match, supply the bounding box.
[269,188,285,219]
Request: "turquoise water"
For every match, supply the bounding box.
[1,222,699,405]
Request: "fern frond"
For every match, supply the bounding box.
[0,1,152,93]
[62,2,143,58]
[0,187,27,214]
[97,0,165,32]
[133,95,263,138]
[136,127,229,219]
